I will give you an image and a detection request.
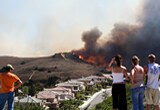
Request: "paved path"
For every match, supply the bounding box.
[79,88,111,110]
[87,88,111,109]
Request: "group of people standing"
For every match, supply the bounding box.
[106,54,160,110]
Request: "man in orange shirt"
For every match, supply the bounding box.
[0,64,23,110]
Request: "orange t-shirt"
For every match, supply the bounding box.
[0,72,20,93]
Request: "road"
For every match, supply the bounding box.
[87,88,111,110]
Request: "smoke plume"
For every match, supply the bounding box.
[73,0,160,69]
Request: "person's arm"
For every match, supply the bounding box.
[106,57,115,71]
[14,80,23,90]
[141,68,145,81]
[130,69,135,85]
[123,68,129,81]
[143,65,148,85]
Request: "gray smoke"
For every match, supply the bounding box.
[73,0,160,69]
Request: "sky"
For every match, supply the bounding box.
[0,0,141,57]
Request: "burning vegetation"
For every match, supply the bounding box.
[72,0,160,68]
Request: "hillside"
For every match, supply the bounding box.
[0,52,105,83]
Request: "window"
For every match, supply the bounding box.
[59,95,65,99]
[73,86,78,91]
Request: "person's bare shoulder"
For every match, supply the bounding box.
[139,65,144,71]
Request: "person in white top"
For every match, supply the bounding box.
[144,54,160,110]
[106,54,129,110]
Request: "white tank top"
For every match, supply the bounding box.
[112,70,124,83]
[147,63,160,89]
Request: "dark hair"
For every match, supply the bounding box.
[0,65,13,72]
[4,67,12,72]
[132,55,139,65]
[115,54,122,67]
[0,67,6,72]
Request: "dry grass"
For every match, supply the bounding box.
[0,53,104,83]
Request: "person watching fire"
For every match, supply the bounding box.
[130,56,145,110]
[144,54,160,110]
[0,64,23,110]
[106,54,129,110]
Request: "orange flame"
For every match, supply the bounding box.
[78,54,107,67]
[86,56,96,64]
[79,55,96,64]
[79,55,84,60]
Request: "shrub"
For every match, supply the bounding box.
[14,103,45,110]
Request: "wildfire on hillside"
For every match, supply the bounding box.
[77,53,107,67]
[72,0,160,69]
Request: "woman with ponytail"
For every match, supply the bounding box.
[106,54,129,110]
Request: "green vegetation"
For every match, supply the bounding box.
[14,103,45,110]
[91,96,112,110]
[16,81,43,97]
[58,99,83,110]
[91,83,132,110]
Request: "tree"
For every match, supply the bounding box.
[47,76,60,87]
[14,103,45,110]
[59,99,83,110]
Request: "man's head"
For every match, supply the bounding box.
[4,64,14,72]
[148,54,156,63]
[132,55,140,65]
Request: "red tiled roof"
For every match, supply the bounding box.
[36,91,56,99]
[44,86,71,91]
